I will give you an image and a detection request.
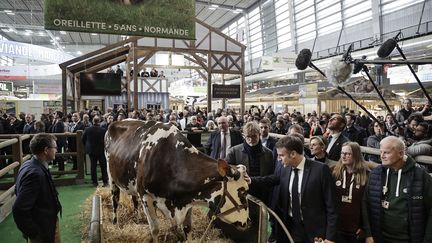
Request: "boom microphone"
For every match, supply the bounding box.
[326,58,353,87]
[377,38,397,58]
[342,43,354,63]
[295,49,312,70]
[353,56,367,74]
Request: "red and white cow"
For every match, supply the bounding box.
[105,120,250,242]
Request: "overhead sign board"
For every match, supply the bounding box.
[0,40,74,63]
[44,0,195,40]
[212,84,241,99]
[261,52,297,70]
[0,81,13,92]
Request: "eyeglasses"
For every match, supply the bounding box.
[341,152,352,156]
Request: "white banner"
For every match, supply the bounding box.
[261,52,297,70]
[0,64,62,77]
[0,40,74,63]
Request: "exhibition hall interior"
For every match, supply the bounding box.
[0,0,432,243]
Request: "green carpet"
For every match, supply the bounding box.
[0,183,96,243]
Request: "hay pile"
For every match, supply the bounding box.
[84,187,233,243]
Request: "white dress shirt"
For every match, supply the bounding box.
[326,132,341,153]
[289,156,306,218]
[220,130,231,158]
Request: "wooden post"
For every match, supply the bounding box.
[11,135,23,181]
[62,69,67,115]
[240,47,246,116]
[76,131,85,183]
[133,41,138,110]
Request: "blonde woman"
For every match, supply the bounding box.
[332,142,369,243]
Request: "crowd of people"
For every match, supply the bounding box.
[2,98,432,243]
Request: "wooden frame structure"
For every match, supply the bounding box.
[59,19,246,114]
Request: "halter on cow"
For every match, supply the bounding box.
[105,120,250,242]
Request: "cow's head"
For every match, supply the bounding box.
[215,159,251,231]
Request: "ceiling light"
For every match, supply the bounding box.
[232,9,242,13]
[24,32,31,36]
[211,4,219,8]
[209,7,217,10]
[62,46,65,49]
[38,31,45,36]
[91,33,98,36]
[76,51,82,55]
[4,10,12,13]
[6,12,15,15]
[60,31,67,35]
[55,36,60,40]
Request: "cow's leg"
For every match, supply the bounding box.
[111,182,120,224]
[168,207,192,242]
[132,195,139,210]
[142,194,159,243]
[183,207,193,242]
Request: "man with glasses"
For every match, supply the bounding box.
[204,116,242,159]
[13,134,62,243]
[225,121,274,203]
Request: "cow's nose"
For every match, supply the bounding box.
[246,218,252,228]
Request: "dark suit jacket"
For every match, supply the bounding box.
[50,120,66,148]
[264,136,277,152]
[13,157,61,243]
[252,158,338,242]
[204,129,243,159]
[327,134,349,161]
[68,121,85,151]
[82,124,107,155]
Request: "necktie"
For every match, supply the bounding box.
[220,132,227,159]
[328,135,333,144]
[291,168,301,223]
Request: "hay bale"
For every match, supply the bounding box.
[84,188,232,243]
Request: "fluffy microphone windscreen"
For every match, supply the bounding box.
[377,38,397,58]
[326,58,353,87]
[295,49,312,70]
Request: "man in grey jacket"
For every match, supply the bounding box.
[225,121,274,203]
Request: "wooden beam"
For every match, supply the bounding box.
[68,46,129,73]
[60,36,140,68]
[135,46,241,56]
[85,56,127,73]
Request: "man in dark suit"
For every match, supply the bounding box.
[68,112,85,170]
[260,118,277,151]
[50,111,66,171]
[82,116,108,187]
[13,134,62,243]
[204,116,243,159]
[326,114,349,161]
[249,135,337,243]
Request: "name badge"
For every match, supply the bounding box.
[381,200,390,209]
[341,195,352,203]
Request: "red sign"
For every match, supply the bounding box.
[0,75,27,80]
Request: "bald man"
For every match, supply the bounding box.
[362,136,432,243]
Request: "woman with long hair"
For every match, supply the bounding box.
[332,142,369,243]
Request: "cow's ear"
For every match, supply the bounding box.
[217,159,229,177]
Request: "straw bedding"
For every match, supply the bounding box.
[82,187,233,243]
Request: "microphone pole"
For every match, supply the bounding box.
[315,69,380,124]
[360,65,401,129]
[394,44,432,104]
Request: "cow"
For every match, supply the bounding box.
[105,119,250,242]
